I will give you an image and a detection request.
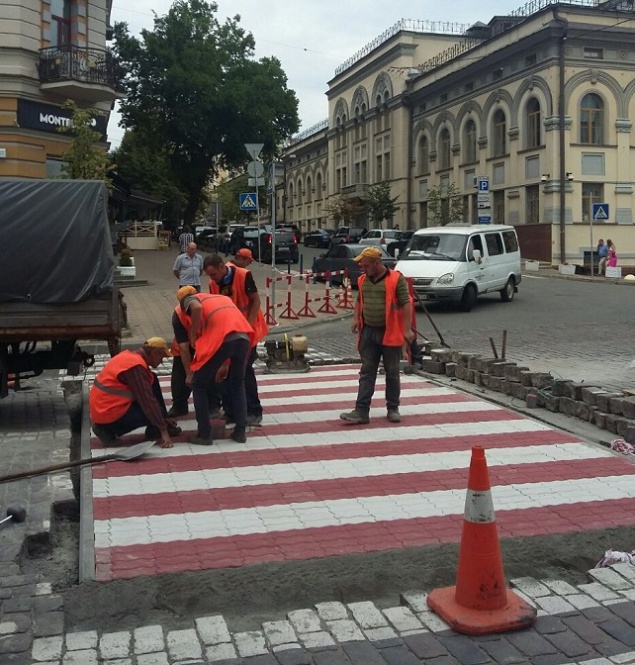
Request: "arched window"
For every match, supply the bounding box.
[306,176,312,203]
[463,119,477,163]
[492,109,506,156]
[580,93,603,144]
[418,135,429,174]
[287,182,294,210]
[316,172,323,199]
[296,178,303,205]
[526,98,541,148]
[438,128,451,169]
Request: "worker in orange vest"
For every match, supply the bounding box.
[179,291,254,445]
[203,253,268,426]
[340,247,414,425]
[231,247,254,270]
[89,337,182,448]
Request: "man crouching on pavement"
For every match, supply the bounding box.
[340,247,414,425]
[89,337,182,449]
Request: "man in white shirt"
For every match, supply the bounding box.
[173,242,204,292]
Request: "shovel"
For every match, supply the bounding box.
[0,440,156,484]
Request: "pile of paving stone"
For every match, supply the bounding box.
[419,347,635,444]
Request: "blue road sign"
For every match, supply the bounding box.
[239,193,258,211]
[592,203,609,221]
[478,215,492,224]
[477,176,489,192]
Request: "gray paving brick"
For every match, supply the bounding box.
[2,653,33,665]
[582,607,619,623]
[506,630,559,657]
[33,611,64,637]
[0,632,32,654]
[0,598,34,614]
[312,652,350,665]
[244,654,280,665]
[438,635,490,664]
[609,602,635,628]
[403,632,447,659]
[34,596,64,613]
[530,655,571,665]
[424,656,461,665]
[379,645,420,665]
[476,636,528,664]
[600,620,635,647]
[274,647,314,665]
[545,629,596,658]
[534,616,568,635]
[342,640,388,665]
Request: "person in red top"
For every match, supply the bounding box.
[203,253,268,426]
[340,247,414,425]
[179,291,253,445]
[89,337,181,449]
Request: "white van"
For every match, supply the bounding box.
[395,224,521,311]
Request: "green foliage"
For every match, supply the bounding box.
[427,182,464,226]
[325,195,366,227]
[110,131,186,218]
[112,0,299,224]
[216,173,266,223]
[365,182,399,227]
[58,100,113,189]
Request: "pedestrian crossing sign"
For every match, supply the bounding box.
[239,193,258,211]
[592,203,609,221]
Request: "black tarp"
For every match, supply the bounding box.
[0,179,115,303]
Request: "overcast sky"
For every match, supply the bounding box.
[108,0,525,148]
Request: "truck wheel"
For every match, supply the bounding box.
[500,277,515,302]
[460,284,477,312]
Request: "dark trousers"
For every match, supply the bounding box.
[171,354,223,413]
[105,374,167,437]
[192,337,250,438]
[355,326,402,414]
[224,346,262,419]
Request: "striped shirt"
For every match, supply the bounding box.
[359,269,409,328]
[178,232,194,253]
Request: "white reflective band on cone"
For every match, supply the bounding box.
[464,489,495,523]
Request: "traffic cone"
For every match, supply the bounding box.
[427,446,536,635]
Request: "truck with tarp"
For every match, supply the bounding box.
[0,179,123,398]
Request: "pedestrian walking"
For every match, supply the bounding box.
[606,239,618,268]
[204,253,268,426]
[178,291,253,445]
[89,337,182,449]
[340,247,414,425]
[173,242,204,291]
[596,238,608,276]
[178,225,194,253]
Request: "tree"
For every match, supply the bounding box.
[113,0,299,225]
[365,182,399,228]
[58,100,113,188]
[110,131,186,219]
[427,182,464,226]
[324,195,366,228]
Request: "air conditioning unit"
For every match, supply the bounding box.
[473,176,479,188]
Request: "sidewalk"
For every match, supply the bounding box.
[119,249,353,346]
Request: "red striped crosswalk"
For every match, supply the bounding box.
[89,365,635,581]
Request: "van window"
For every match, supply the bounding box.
[485,233,504,256]
[467,235,484,261]
[502,230,519,253]
[405,233,467,261]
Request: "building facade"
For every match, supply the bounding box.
[0,0,120,178]
[284,1,635,265]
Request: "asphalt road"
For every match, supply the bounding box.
[296,245,635,392]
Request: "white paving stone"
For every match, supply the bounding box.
[347,601,387,629]
[234,630,267,657]
[510,577,552,598]
[105,659,132,665]
[32,636,64,661]
[567,594,601,610]
[534,595,577,615]
[287,608,322,633]
[262,620,297,647]
[35,582,53,596]
[137,654,170,665]
[195,615,231,645]
[299,630,336,650]
[542,579,579,596]
[272,643,303,653]
[589,567,634,591]
[315,601,348,621]
[326,619,365,642]
[100,631,132,659]
[383,606,423,633]
[612,652,635,663]
[364,626,398,642]
[166,628,202,661]
[133,625,164,654]
[400,591,429,613]
[611,564,635,584]
[65,630,98,651]
[0,621,18,635]
[63,650,98,665]
[416,611,452,633]
[206,642,238,661]
[578,582,622,602]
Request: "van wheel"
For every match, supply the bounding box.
[500,277,515,302]
[460,284,477,312]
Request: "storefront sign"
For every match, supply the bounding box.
[17,100,107,141]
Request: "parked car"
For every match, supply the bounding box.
[329,226,366,247]
[359,229,402,247]
[303,228,334,248]
[313,243,396,289]
[386,230,415,257]
[277,224,302,243]
[194,225,216,244]
[395,224,521,311]
[257,229,299,264]
[235,225,272,254]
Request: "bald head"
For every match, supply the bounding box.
[187,242,197,256]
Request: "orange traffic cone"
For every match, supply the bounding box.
[427,446,536,635]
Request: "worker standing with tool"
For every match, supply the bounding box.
[203,253,268,426]
[340,247,414,425]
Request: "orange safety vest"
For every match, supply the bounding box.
[170,304,192,356]
[357,270,407,347]
[89,350,153,424]
[209,266,269,345]
[185,293,254,372]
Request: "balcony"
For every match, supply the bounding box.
[340,183,369,200]
[38,45,123,103]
